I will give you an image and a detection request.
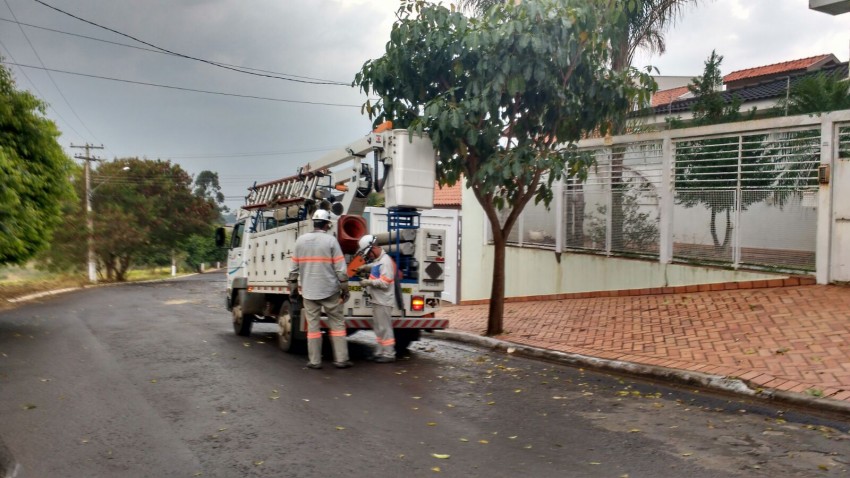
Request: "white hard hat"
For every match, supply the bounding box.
[358,234,376,254]
[312,209,331,222]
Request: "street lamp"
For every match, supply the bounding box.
[85,164,130,283]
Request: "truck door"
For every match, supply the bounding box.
[226,220,247,294]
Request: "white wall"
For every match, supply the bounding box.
[460,186,783,302]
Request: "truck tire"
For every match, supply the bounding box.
[232,291,253,336]
[394,328,420,354]
[277,300,305,353]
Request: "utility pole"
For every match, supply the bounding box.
[71,143,104,283]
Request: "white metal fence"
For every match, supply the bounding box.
[487,114,849,274]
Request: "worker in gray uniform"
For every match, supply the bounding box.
[357,234,397,363]
[288,209,352,370]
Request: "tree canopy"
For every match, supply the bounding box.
[40,158,220,280]
[355,0,652,334]
[0,62,75,265]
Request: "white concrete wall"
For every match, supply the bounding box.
[460,186,783,302]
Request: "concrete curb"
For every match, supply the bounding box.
[431,330,850,419]
[3,272,208,306]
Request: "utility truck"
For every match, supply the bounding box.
[216,124,448,353]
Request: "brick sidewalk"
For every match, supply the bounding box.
[438,285,850,404]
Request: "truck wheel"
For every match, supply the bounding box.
[232,292,253,336]
[277,301,305,353]
[394,328,420,354]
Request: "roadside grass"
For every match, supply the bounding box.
[0,264,205,310]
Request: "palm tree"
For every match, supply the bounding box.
[777,71,850,116]
[458,0,704,79]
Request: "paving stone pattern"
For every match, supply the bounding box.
[439,285,850,403]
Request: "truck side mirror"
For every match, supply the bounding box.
[215,227,227,248]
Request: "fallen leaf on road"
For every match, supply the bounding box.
[431,454,450,459]
[427,422,437,426]
[478,440,489,444]
[253,461,264,466]
[431,467,441,472]
[459,438,469,442]
[336,426,345,431]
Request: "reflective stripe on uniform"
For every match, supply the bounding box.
[307,332,322,339]
[293,255,345,264]
[329,330,346,337]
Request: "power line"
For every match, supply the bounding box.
[0,16,351,84]
[157,147,335,159]
[31,0,351,86]
[1,61,362,107]
[0,38,85,139]
[4,0,102,144]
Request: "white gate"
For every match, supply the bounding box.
[366,207,461,303]
[831,124,850,281]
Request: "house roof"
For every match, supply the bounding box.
[652,85,690,108]
[434,182,462,208]
[649,61,849,116]
[723,54,838,84]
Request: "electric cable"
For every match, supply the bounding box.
[0,38,85,139]
[0,16,349,84]
[31,0,351,86]
[4,0,104,147]
[1,61,362,107]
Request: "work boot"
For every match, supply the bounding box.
[333,361,353,369]
[306,362,322,370]
[373,356,395,363]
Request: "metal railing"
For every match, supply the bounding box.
[485,112,850,274]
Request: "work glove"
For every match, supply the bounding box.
[339,281,350,304]
[288,281,299,298]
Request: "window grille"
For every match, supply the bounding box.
[672,128,820,269]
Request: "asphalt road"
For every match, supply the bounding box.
[0,273,848,477]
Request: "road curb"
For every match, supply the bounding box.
[4,272,209,306]
[431,330,850,419]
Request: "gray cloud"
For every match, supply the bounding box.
[1,0,847,209]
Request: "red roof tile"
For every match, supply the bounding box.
[652,85,690,107]
[723,54,836,83]
[434,182,462,207]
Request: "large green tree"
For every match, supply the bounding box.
[0,62,75,264]
[355,0,651,335]
[41,158,219,280]
[182,171,229,271]
[462,0,706,254]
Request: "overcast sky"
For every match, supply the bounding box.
[1,0,847,210]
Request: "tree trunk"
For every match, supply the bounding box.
[487,234,507,336]
[116,256,131,282]
[709,208,720,249]
[722,208,733,249]
[105,254,116,281]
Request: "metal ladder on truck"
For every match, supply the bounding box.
[243,169,330,211]
[241,169,330,232]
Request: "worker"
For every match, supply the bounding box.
[288,209,352,370]
[357,234,397,363]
